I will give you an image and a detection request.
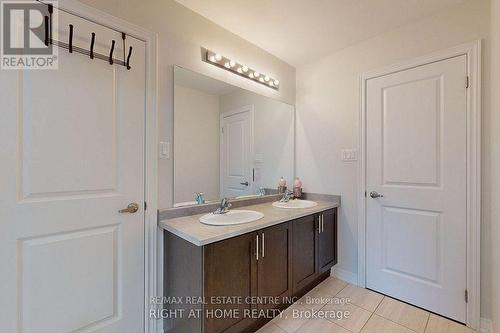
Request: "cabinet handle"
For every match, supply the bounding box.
[262,232,265,258]
[318,215,321,234]
[321,214,324,233]
[256,234,259,261]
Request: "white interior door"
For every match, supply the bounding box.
[365,55,467,322]
[220,106,254,198]
[0,9,146,333]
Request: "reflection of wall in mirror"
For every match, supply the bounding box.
[174,84,220,203]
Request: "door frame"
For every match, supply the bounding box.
[357,41,481,329]
[220,105,255,197]
[43,1,159,332]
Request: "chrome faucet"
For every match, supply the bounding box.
[194,192,205,205]
[214,197,232,214]
[279,190,294,203]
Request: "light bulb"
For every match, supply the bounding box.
[249,73,254,79]
[259,77,264,82]
[269,81,275,86]
[229,60,236,67]
[254,71,260,77]
[215,53,222,61]
[264,76,270,82]
[224,62,230,68]
[237,67,243,73]
[209,55,216,62]
[242,66,248,72]
[274,79,279,85]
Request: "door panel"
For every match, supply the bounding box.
[258,223,292,311]
[292,215,318,294]
[318,209,337,274]
[221,107,253,197]
[0,9,146,333]
[366,55,467,322]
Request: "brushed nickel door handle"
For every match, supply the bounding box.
[262,232,265,258]
[240,181,249,186]
[118,202,139,214]
[370,191,384,199]
[256,234,259,261]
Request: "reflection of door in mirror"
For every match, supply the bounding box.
[220,106,254,198]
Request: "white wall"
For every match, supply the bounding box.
[79,0,296,208]
[173,85,220,203]
[295,0,492,318]
[489,0,500,330]
[220,90,295,190]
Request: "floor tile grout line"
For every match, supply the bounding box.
[422,313,431,333]
[358,310,376,333]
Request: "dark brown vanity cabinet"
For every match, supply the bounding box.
[291,214,319,294]
[291,208,338,295]
[164,208,337,333]
[318,209,338,274]
[257,222,293,312]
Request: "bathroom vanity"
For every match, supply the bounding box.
[160,197,339,333]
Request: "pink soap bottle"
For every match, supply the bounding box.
[293,177,303,198]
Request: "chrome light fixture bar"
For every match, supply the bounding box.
[202,48,280,90]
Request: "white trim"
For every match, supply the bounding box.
[358,40,481,329]
[331,267,358,285]
[480,318,493,333]
[219,105,255,197]
[49,2,159,332]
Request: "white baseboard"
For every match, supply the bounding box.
[331,266,358,285]
[480,318,493,333]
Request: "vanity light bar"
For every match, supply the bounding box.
[203,49,280,90]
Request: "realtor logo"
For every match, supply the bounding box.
[1,0,58,69]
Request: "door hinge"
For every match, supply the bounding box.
[465,289,469,303]
[221,127,224,134]
[466,76,470,89]
[144,201,147,211]
[364,191,367,197]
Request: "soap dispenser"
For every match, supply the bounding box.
[278,177,287,194]
[293,177,303,198]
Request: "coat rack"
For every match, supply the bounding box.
[44,4,132,70]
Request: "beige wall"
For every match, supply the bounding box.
[173,85,220,203]
[79,0,296,208]
[490,0,500,330]
[295,0,492,318]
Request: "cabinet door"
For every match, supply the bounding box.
[292,214,318,294]
[203,232,258,333]
[257,222,292,311]
[318,209,338,274]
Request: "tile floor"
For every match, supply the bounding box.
[257,277,478,333]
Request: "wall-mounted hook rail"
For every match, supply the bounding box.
[41,3,132,69]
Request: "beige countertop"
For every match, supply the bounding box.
[159,199,340,246]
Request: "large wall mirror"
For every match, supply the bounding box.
[174,66,295,206]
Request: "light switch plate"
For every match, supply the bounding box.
[342,149,358,161]
[159,141,171,159]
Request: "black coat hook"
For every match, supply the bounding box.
[126,46,132,70]
[48,4,53,44]
[68,24,74,53]
[109,40,115,65]
[44,16,49,46]
[90,32,95,59]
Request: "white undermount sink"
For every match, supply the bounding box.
[199,210,264,226]
[272,199,318,209]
